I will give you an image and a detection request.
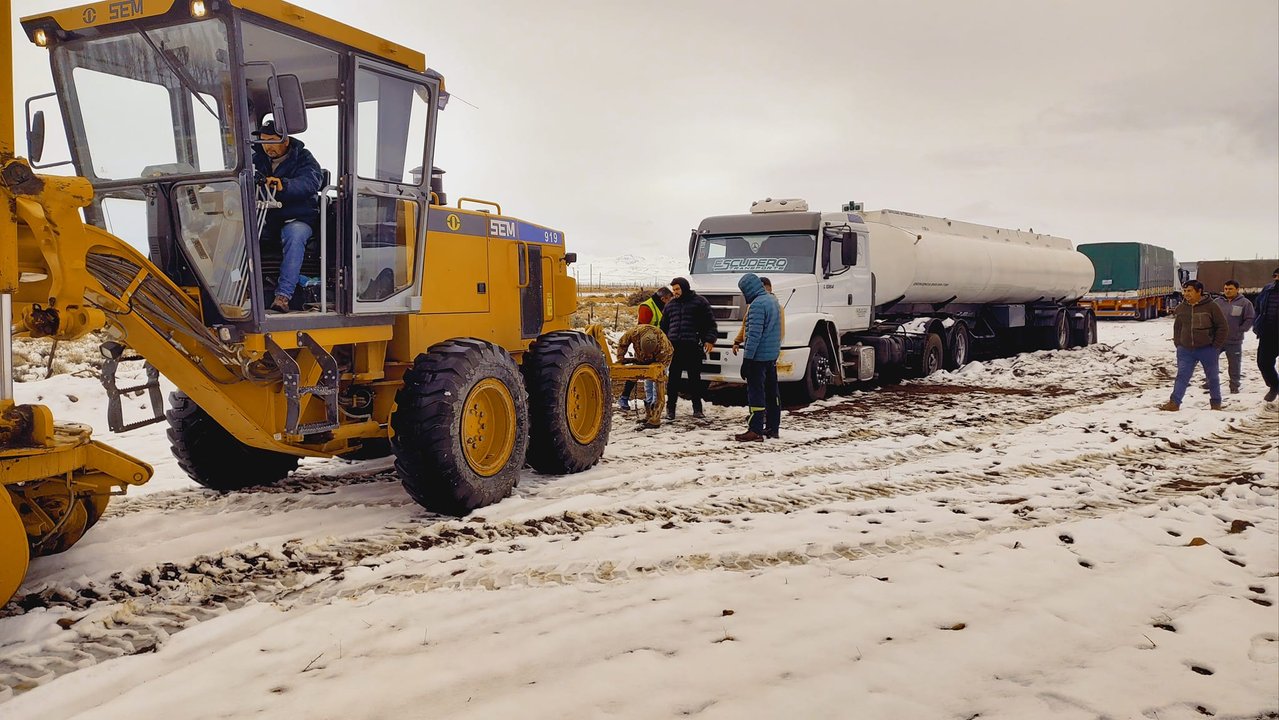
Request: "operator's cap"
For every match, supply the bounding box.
[252,120,282,138]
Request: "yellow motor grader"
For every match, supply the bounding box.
[1,0,612,606]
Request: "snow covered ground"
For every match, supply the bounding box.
[2,318,1277,720]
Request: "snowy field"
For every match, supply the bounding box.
[2,318,1277,720]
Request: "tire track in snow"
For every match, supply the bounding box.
[1,412,1272,701]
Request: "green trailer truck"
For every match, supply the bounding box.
[1077,242,1178,320]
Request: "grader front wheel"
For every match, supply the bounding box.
[523,331,611,474]
[1,492,29,607]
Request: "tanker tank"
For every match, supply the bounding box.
[862,209,1095,306]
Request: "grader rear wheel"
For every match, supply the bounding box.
[523,331,611,474]
[391,339,530,515]
[1,491,29,607]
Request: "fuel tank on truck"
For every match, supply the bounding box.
[862,210,1095,306]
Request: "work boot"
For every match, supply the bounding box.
[692,408,706,420]
[269,295,291,313]
[618,397,630,411]
[637,421,661,431]
[1158,400,1180,412]
[1211,402,1223,411]
[1266,387,1279,402]
[765,430,779,439]
[734,430,764,442]
[665,407,676,421]
[1229,386,1240,394]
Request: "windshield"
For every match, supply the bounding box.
[51,19,236,182]
[691,232,816,274]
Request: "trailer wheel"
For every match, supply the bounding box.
[523,331,612,474]
[784,333,831,404]
[391,339,529,515]
[0,491,29,607]
[915,333,945,378]
[1071,311,1097,347]
[945,322,972,370]
[167,391,300,491]
[1038,310,1071,350]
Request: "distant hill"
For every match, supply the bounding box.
[571,253,689,287]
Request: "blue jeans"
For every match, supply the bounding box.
[620,380,657,405]
[275,219,312,300]
[1171,346,1221,405]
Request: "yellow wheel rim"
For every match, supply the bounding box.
[566,364,604,445]
[1,491,30,607]
[461,378,517,477]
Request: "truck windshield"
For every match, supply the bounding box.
[51,18,236,182]
[691,233,816,274]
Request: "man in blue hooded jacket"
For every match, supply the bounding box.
[734,273,782,441]
[252,121,324,313]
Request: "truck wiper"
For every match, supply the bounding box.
[136,25,220,121]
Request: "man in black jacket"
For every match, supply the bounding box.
[659,277,717,419]
[252,121,324,313]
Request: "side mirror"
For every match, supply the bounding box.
[688,230,698,260]
[841,232,857,266]
[268,74,308,135]
[28,110,46,163]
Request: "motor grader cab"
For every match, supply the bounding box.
[2,0,611,604]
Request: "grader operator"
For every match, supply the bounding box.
[2,0,612,606]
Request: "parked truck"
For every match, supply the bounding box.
[1194,259,1278,299]
[687,199,1097,403]
[1076,242,1178,320]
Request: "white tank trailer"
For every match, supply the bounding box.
[685,200,1099,403]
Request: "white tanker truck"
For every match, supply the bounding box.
[686,199,1098,402]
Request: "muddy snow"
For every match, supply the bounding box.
[2,318,1276,720]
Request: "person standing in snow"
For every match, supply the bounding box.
[732,276,785,354]
[733,273,782,441]
[1254,268,1279,402]
[660,277,717,420]
[614,324,674,429]
[618,287,672,411]
[1212,280,1255,394]
[1161,280,1228,411]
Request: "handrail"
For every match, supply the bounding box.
[457,197,501,215]
[319,184,337,313]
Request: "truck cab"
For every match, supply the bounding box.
[688,198,871,401]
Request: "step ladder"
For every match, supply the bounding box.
[265,332,339,436]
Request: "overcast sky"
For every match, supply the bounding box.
[10,0,1278,264]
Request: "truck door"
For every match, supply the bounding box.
[818,226,872,331]
[348,59,437,314]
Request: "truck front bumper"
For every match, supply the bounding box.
[701,345,809,384]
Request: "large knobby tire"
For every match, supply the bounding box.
[945,322,972,370]
[0,491,29,607]
[914,333,945,378]
[167,391,300,491]
[1038,309,1071,351]
[523,331,612,474]
[1071,311,1098,347]
[783,333,831,404]
[391,339,530,515]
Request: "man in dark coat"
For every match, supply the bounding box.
[252,121,324,313]
[1160,280,1229,411]
[659,277,717,419]
[1255,268,1279,402]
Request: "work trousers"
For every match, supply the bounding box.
[1259,333,1279,391]
[742,358,780,435]
[667,342,706,414]
[1219,341,1243,391]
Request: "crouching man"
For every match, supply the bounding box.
[616,324,674,429]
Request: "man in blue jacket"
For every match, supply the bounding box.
[252,121,324,313]
[734,273,782,441]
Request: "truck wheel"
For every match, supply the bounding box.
[391,339,529,515]
[167,391,300,491]
[1071,311,1097,347]
[1038,310,1071,350]
[914,333,945,377]
[784,334,831,404]
[945,322,972,370]
[1,491,29,607]
[523,331,612,474]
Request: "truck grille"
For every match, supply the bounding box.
[702,293,742,321]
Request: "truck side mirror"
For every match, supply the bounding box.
[27,110,46,163]
[841,232,857,266]
[688,230,698,260]
[268,74,308,135]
